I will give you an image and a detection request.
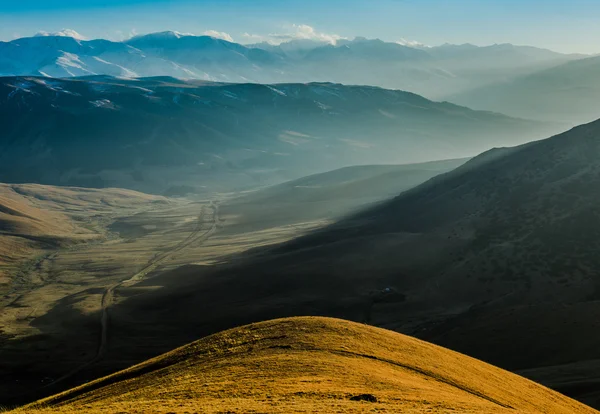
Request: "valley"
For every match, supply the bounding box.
[4,4,600,413]
[5,121,600,410]
[2,100,600,412]
[4,2,600,412]
[5,119,599,410]
[0,158,465,407]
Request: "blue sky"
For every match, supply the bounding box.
[1,0,599,53]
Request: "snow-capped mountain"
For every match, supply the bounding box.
[0,35,145,77]
[0,31,586,99]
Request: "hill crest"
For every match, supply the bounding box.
[18,317,597,413]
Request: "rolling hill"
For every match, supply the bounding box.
[0,76,556,194]
[14,317,597,413]
[448,55,600,124]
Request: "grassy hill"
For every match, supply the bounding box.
[14,317,596,413]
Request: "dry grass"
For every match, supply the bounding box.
[14,317,597,413]
[0,183,166,281]
[0,189,331,405]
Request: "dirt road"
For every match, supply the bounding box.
[45,202,219,386]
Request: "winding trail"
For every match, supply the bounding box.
[45,202,219,388]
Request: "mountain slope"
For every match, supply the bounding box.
[91,118,600,408]
[253,118,600,329]
[17,317,596,414]
[241,118,600,404]
[448,55,600,124]
[0,76,556,194]
[222,158,468,232]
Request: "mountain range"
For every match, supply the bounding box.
[0,75,556,194]
[0,32,585,101]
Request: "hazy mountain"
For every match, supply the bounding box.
[447,55,600,124]
[428,43,580,69]
[248,39,330,59]
[304,37,432,62]
[0,76,556,194]
[276,38,583,98]
[0,32,585,99]
[223,158,468,231]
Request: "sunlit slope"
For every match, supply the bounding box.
[0,183,165,284]
[19,317,597,413]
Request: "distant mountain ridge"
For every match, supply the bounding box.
[0,32,585,99]
[0,75,558,194]
[448,54,600,124]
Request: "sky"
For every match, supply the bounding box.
[1,0,599,53]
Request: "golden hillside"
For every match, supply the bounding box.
[0,183,165,283]
[16,317,597,414]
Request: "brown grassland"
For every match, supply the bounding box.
[0,183,166,286]
[13,317,598,414]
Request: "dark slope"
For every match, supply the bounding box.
[0,76,555,194]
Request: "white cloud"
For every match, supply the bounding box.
[203,30,234,42]
[396,38,428,48]
[242,33,268,43]
[243,24,345,45]
[114,29,139,41]
[35,29,86,40]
